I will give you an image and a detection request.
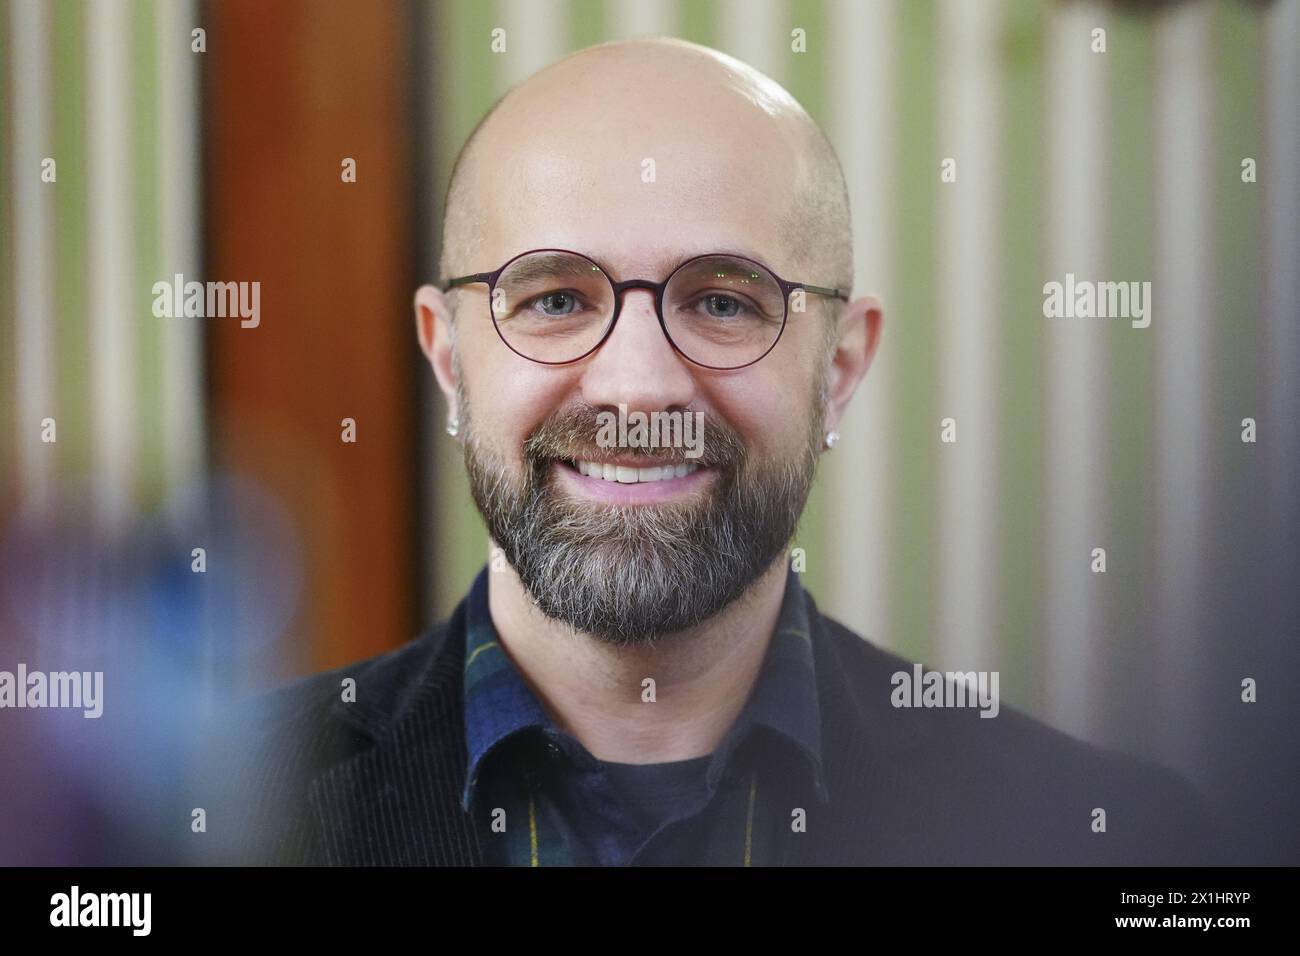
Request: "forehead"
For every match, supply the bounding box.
[468,82,808,279]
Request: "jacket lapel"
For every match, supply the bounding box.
[787,588,934,865]
[306,602,487,866]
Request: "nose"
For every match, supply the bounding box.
[579,287,697,416]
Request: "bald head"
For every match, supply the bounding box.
[437,37,852,333]
[414,39,881,646]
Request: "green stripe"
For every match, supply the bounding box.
[567,0,608,52]
[890,0,939,665]
[1103,10,1157,746]
[1214,2,1262,496]
[434,0,500,617]
[52,0,89,477]
[133,0,164,508]
[996,0,1047,712]
[678,0,716,41]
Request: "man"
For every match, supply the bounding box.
[190,37,1225,866]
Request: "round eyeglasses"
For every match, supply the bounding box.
[442,248,849,371]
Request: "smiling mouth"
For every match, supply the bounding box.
[554,457,704,484]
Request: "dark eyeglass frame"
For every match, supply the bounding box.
[442,247,850,371]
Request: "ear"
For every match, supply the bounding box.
[414,284,459,421]
[823,293,883,434]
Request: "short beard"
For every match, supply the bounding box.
[456,373,828,648]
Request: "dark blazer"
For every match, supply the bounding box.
[187,584,1229,866]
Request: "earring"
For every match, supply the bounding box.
[446,417,459,438]
[824,430,839,450]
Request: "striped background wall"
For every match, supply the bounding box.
[1,0,203,530]
[418,0,1300,791]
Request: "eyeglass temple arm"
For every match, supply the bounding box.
[801,283,850,302]
[444,273,493,290]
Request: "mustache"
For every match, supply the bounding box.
[522,400,746,469]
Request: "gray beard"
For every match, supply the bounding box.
[459,394,825,648]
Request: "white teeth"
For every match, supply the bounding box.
[573,460,701,483]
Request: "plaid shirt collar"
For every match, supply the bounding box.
[460,563,830,812]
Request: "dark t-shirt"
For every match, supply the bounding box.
[557,752,715,867]
[473,725,798,866]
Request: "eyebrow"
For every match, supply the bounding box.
[500,253,607,285]
[493,248,783,286]
[647,248,776,276]
[682,253,768,274]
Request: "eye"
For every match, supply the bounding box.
[698,293,753,319]
[528,290,584,317]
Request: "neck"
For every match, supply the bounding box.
[486,547,790,764]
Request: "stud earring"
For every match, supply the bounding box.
[446,417,459,438]
[824,430,839,450]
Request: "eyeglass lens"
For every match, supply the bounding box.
[490,250,787,367]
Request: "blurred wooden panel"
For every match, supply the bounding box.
[204,0,417,675]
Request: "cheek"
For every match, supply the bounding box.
[467,365,575,452]
[706,374,807,458]
[717,332,816,437]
